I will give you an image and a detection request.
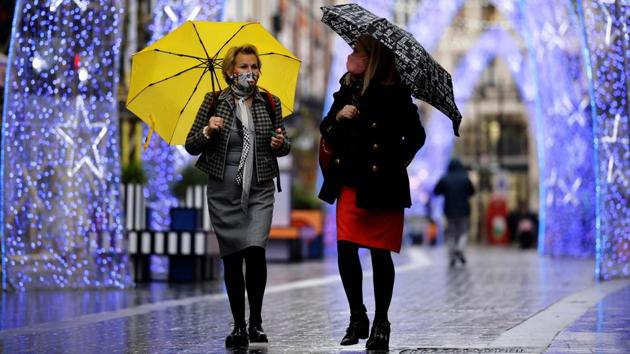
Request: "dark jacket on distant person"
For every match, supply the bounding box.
[433,159,475,218]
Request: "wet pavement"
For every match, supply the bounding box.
[0,245,628,353]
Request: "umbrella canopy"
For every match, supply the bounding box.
[127,21,300,145]
[321,4,462,136]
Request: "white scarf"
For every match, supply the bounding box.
[235,96,254,214]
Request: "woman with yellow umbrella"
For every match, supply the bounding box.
[127,22,299,349]
[186,44,289,349]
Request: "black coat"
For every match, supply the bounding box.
[318,76,426,209]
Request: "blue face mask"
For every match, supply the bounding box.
[230,71,258,96]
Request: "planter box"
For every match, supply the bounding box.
[121,183,148,230]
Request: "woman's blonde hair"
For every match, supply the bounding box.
[345,35,399,94]
[221,44,262,83]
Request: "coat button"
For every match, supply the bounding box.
[372,165,378,172]
[371,122,377,128]
[334,158,341,165]
[372,143,379,151]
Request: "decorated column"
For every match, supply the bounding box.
[578,0,629,279]
[1,0,131,290]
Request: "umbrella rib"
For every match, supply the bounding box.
[191,22,212,63]
[212,22,256,59]
[170,66,211,144]
[126,63,206,106]
[152,48,206,62]
[259,52,301,62]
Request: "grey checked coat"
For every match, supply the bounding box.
[185,88,290,183]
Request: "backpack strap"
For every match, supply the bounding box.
[261,90,276,121]
[261,90,283,193]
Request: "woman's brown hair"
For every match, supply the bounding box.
[221,44,262,83]
[345,35,399,95]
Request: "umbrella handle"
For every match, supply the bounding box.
[143,114,156,151]
[143,129,154,151]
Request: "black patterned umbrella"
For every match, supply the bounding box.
[321,4,462,136]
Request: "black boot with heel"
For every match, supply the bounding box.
[225,324,249,348]
[365,319,390,350]
[340,304,369,345]
[248,321,268,343]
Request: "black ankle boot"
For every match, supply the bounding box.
[340,305,369,346]
[225,324,248,348]
[365,319,390,350]
[248,321,268,343]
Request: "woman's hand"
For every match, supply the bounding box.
[205,116,224,136]
[336,105,359,121]
[270,128,285,150]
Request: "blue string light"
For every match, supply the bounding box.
[517,1,598,257]
[516,0,548,255]
[579,0,629,280]
[1,0,132,289]
[574,0,602,279]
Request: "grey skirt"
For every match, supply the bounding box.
[206,152,275,258]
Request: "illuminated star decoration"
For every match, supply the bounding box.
[49,0,88,12]
[54,96,108,179]
[163,5,202,22]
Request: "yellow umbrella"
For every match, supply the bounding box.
[126,21,301,146]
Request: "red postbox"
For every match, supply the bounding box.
[486,194,509,245]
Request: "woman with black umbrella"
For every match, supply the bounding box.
[319,35,426,350]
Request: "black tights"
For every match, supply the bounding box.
[222,246,267,326]
[337,241,395,322]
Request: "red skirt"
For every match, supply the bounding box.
[336,187,404,253]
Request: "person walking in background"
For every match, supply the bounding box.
[433,158,476,267]
[185,44,290,349]
[319,35,426,350]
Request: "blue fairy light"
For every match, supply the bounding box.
[1,0,132,290]
[578,0,629,280]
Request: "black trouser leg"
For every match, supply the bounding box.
[337,241,364,312]
[370,248,394,322]
[223,251,246,327]
[244,246,267,324]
